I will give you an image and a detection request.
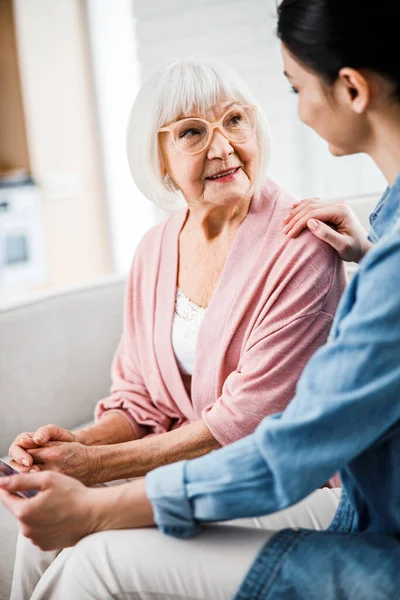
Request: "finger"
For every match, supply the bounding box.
[8,434,37,467]
[33,425,73,445]
[7,459,40,474]
[32,425,58,445]
[284,200,316,224]
[284,204,320,236]
[285,200,327,223]
[307,219,347,252]
[285,205,345,238]
[26,447,52,463]
[27,447,62,468]
[13,433,38,449]
[284,198,323,224]
[0,472,49,494]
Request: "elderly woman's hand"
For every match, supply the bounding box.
[25,440,102,485]
[0,472,154,551]
[9,424,79,472]
[283,198,374,263]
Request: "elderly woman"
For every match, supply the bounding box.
[7,59,344,599]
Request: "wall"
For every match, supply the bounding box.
[11,0,111,289]
[0,0,29,171]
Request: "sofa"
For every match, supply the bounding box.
[0,276,125,600]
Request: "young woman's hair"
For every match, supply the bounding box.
[127,58,271,211]
[277,0,400,100]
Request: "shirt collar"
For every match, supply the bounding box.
[368,172,400,243]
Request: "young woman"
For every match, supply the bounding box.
[1,0,400,598]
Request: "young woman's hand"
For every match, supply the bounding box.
[0,472,100,549]
[8,425,78,472]
[0,471,154,550]
[284,198,374,263]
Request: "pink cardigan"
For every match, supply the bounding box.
[96,178,346,446]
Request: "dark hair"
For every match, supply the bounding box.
[277,0,400,100]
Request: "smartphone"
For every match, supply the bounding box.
[0,458,39,498]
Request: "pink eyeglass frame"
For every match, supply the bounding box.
[158,104,258,155]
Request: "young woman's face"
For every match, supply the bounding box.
[281,43,370,157]
[159,101,259,210]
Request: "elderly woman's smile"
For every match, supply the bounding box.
[204,166,241,181]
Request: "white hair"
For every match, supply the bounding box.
[127,58,271,211]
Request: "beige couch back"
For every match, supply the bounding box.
[0,277,125,457]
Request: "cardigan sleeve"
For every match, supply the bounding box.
[202,248,345,447]
[95,256,174,439]
[202,312,335,446]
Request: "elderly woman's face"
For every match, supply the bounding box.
[159,101,259,209]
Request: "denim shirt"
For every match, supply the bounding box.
[146,174,400,540]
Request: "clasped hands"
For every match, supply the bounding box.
[8,425,101,486]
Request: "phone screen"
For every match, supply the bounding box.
[0,459,38,498]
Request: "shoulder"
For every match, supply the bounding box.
[257,177,341,271]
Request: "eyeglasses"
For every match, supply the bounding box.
[158,105,257,155]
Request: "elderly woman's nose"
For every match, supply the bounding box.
[206,130,234,159]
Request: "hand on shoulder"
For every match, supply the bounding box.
[283,198,374,263]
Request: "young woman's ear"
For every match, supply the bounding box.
[338,67,370,114]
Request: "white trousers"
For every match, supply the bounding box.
[11,488,341,600]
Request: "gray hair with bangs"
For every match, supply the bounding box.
[127,58,271,211]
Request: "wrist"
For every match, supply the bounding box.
[359,238,374,262]
[74,429,89,445]
[83,445,106,486]
[87,479,155,532]
[92,442,139,483]
[76,413,136,447]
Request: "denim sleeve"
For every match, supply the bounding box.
[146,234,400,538]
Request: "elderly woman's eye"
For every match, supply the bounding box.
[229,114,243,125]
[179,128,200,139]
[290,86,299,95]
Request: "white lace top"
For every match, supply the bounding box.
[171,288,207,376]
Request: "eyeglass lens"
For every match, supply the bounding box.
[173,106,255,154]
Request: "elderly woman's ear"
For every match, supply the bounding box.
[160,159,169,181]
[160,160,178,190]
[159,155,171,182]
